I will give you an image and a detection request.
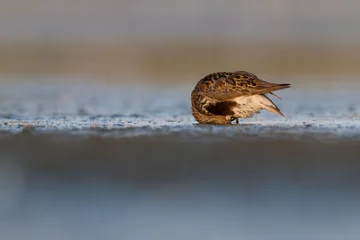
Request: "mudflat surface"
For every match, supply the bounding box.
[0,76,360,139]
[1,76,360,240]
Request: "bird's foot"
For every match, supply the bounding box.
[228,116,239,124]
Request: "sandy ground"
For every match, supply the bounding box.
[1,76,360,239]
[0,75,359,138]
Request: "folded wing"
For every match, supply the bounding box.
[204,71,290,101]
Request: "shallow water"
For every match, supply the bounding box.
[1,76,360,239]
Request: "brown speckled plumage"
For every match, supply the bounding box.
[191,71,291,124]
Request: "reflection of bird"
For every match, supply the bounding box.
[191,71,291,124]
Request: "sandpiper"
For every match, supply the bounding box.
[191,71,291,124]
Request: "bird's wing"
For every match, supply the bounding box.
[201,71,290,101]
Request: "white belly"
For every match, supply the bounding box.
[232,95,282,118]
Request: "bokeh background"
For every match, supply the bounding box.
[2,0,360,80]
[1,1,360,239]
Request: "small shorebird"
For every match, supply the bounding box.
[191,71,291,124]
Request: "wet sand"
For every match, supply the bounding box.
[0,76,360,138]
[1,134,360,240]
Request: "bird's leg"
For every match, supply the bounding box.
[226,116,234,124]
[228,116,239,124]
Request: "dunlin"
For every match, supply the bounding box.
[191,71,291,124]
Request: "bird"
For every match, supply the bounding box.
[191,71,291,125]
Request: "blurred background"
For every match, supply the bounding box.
[1,0,360,239]
[2,0,360,80]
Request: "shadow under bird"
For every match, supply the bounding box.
[191,71,291,124]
